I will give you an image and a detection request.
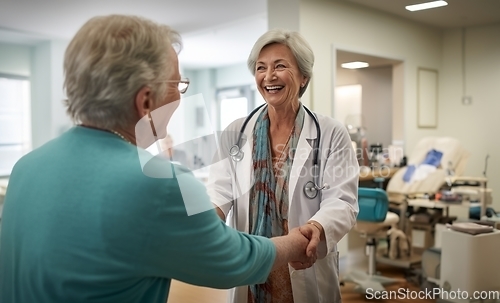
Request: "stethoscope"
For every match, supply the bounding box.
[229,104,330,199]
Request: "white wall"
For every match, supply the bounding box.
[30,42,52,148]
[268,0,300,31]
[50,40,71,137]
[182,69,217,142]
[337,66,393,148]
[439,24,500,209]
[297,0,499,207]
[0,44,32,176]
[267,0,312,108]
[358,67,392,148]
[179,64,255,169]
[183,62,255,136]
[300,0,442,153]
[1,40,70,150]
[30,40,71,149]
[215,63,254,88]
[0,44,31,76]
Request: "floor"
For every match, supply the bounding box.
[339,264,433,303]
[166,280,227,303]
[166,258,432,303]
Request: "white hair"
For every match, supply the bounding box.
[63,14,182,130]
[247,28,314,98]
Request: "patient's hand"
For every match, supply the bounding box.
[287,223,324,270]
[287,228,317,270]
[299,222,323,258]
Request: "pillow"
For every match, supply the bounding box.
[408,137,469,172]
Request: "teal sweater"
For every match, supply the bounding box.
[0,127,275,303]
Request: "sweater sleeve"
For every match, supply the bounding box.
[136,164,275,289]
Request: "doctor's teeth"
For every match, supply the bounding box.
[266,86,283,90]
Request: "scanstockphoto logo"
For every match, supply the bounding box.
[365,288,500,301]
[133,93,246,216]
[134,94,359,216]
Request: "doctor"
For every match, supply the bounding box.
[207,29,359,303]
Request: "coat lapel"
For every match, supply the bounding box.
[234,107,263,232]
[288,109,317,208]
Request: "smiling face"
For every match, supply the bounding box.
[254,43,307,109]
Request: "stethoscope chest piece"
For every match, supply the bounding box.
[303,180,330,199]
[304,181,319,199]
[229,145,244,162]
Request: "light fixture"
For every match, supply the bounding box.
[405,0,448,12]
[341,61,369,69]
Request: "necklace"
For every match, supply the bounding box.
[79,124,133,145]
[110,130,133,144]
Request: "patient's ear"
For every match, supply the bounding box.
[135,86,153,118]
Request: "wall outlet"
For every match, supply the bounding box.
[462,96,473,105]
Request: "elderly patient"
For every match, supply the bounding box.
[0,15,316,303]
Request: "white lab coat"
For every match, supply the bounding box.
[206,106,359,303]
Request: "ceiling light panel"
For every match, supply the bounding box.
[406,1,448,12]
[341,61,369,69]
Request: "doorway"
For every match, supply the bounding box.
[333,49,404,155]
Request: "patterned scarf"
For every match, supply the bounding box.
[248,105,305,303]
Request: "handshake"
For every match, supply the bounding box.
[270,221,324,271]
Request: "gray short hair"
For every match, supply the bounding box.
[247,29,314,98]
[64,15,182,130]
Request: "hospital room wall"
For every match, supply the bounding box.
[299,0,441,150]
[439,25,500,209]
[296,0,499,208]
[0,41,70,150]
[179,63,254,145]
[27,40,72,149]
[336,66,393,148]
[0,43,30,76]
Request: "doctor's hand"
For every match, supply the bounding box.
[298,221,324,259]
[287,227,317,270]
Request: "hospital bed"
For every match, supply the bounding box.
[382,137,493,265]
[387,136,470,206]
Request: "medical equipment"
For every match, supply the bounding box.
[438,228,500,303]
[229,104,329,199]
[386,137,475,226]
[370,138,459,267]
[340,188,401,293]
[345,114,366,166]
[378,137,494,273]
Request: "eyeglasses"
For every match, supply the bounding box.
[164,78,190,94]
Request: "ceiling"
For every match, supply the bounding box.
[336,50,401,69]
[0,0,267,39]
[335,0,500,69]
[0,0,267,69]
[0,0,499,69]
[179,15,267,69]
[341,0,500,29]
